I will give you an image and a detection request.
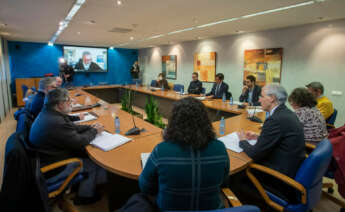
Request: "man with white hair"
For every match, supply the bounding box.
[238,84,305,178]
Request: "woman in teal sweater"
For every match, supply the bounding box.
[139,97,230,211]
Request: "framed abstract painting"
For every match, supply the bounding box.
[162,55,177,79]
[194,52,216,82]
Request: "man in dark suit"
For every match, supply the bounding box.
[238,84,305,178]
[28,77,57,118]
[187,72,203,94]
[29,88,106,205]
[206,73,229,99]
[130,61,140,79]
[239,75,261,106]
[75,51,103,72]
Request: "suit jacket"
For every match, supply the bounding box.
[187,80,203,94]
[29,91,45,118]
[239,104,305,178]
[29,107,97,167]
[75,60,103,72]
[239,85,261,106]
[130,64,140,79]
[206,82,229,99]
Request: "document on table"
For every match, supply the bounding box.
[218,132,257,153]
[141,153,151,168]
[72,112,98,123]
[194,96,206,101]
[91,131,132,151]
[72,103,83,109]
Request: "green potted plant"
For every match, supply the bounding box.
[145,95,166,129]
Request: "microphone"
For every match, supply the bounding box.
[247,105,263,123]
[125,88,141,135]
[125,113,141,135]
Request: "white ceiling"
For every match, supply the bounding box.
[1,0,345,49]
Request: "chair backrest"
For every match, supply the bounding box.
[326,109,337,125]
[173,84,184,92]
[1,132,49,212]
[150,80,157,87]
[21,84,29,97]
[165,205,260,212]
[295,139,332,188]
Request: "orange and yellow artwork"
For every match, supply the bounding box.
[244,48,283,87]
[194,52,216,82]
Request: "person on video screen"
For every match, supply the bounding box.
[75,51,103,72]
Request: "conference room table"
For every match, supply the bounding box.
[70,86,263,210]
[82,84,245,120]
[69,88,262,179]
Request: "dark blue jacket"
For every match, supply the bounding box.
[206,82,229,99]
[29,91,45,118]
[139,140,229,211]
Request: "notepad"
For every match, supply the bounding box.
[72,112,98,123]
[218,132,257,153]
[91,131,132,151]
[141,153,151,168]
[150,87,161,91]
[195,96,206,101]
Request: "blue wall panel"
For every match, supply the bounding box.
[8,41,138,92]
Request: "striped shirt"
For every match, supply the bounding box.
[139,140,229,211]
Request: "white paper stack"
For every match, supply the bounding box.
[72,103,83,109]
[195,96,206,101]
[150,87,161,90]
[247,108,263,116]
[141,153,151,168]
[91,131,132,151]
[218,132,257,153]
[73,112,98,123]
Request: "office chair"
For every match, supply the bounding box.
[150,80,157,87]
[173,84,184,92]
[165,188,260,212]
[247,139,333,212]
[201,87,206,94]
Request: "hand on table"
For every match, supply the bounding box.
[92,123,104,134]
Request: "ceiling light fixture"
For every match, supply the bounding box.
[130,36,134,40]
[48,42,54,46]
[117,0,319,47]
[117,0,122,6]
[109,46,114,50]
[49,0,86,44]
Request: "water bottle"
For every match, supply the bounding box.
[230,97,233,105]
[161,84,164,91]
[222,93,226,102]
[136,81,139,89]
[180,87,183,95]
[219,116,225,135]
[115,116,120,134]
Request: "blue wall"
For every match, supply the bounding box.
[8,41,138,92]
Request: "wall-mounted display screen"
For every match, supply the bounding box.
[64,46,107,72]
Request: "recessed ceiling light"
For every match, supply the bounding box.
[130,36,134,40]
[109,46,114,50]
[48,42,54,46]
[117,0,122,6]
[77,31,81,35]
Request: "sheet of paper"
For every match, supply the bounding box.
[141,153,151,168]
[72,103,83,108]
[195,96,206,101]
[218,132,257,153]
[72,112,97,123]
[91,132,132,151]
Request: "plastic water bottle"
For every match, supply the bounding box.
[219,117,225,135]
[161,84,164,91]
[180,87,183,95]
[115,116,120,134]
[222,93,226,102]
[230,97,234,105]
[136,81,139,89]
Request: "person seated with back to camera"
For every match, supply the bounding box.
[205,73,229,99]
[138,97,229,211]
[288,87,328,145]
